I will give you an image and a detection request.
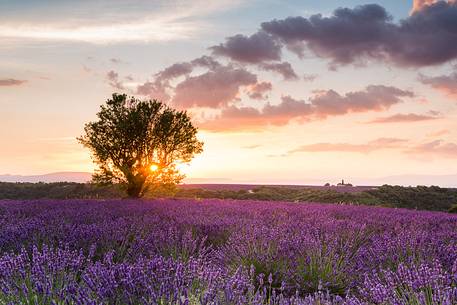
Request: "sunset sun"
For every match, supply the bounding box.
[149,164,159,172]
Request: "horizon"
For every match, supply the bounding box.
[4,170,457,187]
[2,0,457,186]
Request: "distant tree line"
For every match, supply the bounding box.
[176,185,457,212]
[0,182,123,200]
[0,182,456,213]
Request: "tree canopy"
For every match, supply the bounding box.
[78,93,203,197]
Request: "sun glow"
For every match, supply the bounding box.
[149,164,159,172]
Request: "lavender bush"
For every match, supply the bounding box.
[0,199,455,304]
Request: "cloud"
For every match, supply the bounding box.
[156,62,194,82]
[0,19,196,44]
[289,138,408,154]
[172,66,258,108]
[303,74,318,82]
[110,58,123,64]
[0,0,245,44]
[243,144,262,149]
[136,62,193,102]
[261,4,392,65]
[209,31,298,81]
[259,62,298,80]
[153,56,222,85]
[190,55,222,70]
[138,55,286,108]
[427,129,450,137]
[263,96,313,121]
[261,2,457,67]
[405,140,457,158]
[82,65,92,73]
[200,85,413,131]
[367,113,440,123]
[0,78,27,86]
[210,31,281,64]
[412,0,437,13]
[137,81,170,102]
[419,71,457,98]
[289,137,457,159]
[246,81,272,100]
[411,0,455,13]
[106,70,117,81]
[310,85,414,118]
[136,55,222,102]
[106,70,124,90]
[199,106,264,131]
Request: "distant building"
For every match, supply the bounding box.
[337,179,353,187]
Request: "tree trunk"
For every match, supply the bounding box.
[126,176,145,198]
[126,184,142,198]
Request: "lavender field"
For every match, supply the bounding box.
[0,199,456,305]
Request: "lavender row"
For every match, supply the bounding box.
[0,199,456,304]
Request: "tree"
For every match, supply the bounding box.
[78,93,203,198]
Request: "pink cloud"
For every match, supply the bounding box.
[246,82,272,100]
[427,129,450,137]
[310,85,414,118]
[287,137,457,159]
[263,96,313,122]
[200,85,413,131]
[106,70,124,90]
[172,66,258,108]
[137,81,170,102]
[199,106,264,131]
[0,79,27,86]
[155,62,193,82]
[136,56,222,103]
[110,58,124,64]
[412,0,440,13]
[419,72,457,99]
[136,63,193,102]
[367,113,440,124]
[259,62,298,80]
[411,0,456,13]
[289,138,408,154]
[210,31,281,64]
[303,74,318,82]
[405,140,457,158]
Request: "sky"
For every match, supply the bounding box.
[1,0,457,186]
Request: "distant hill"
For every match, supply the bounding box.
[0,172,91,183]
[0,172,229,184]
[1,171,457,187]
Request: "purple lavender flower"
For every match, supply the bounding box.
[0,199,455,304]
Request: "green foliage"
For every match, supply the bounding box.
[0,183,456,212]
[296,250,347,295]
[78,93,203,198]
[175,186,378,205]
[367,185,457,211]
[0,182,122,200]
[145,181,179,198]
[449,204,457,213]
[296,229,370,296]
[175,185,457,212]
[229,238,287,292]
